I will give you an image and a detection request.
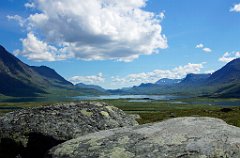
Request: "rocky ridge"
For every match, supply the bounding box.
[0,102,138,158]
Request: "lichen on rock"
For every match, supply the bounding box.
[80,109,93,117]
[48,117,240,158]
[100,111,110,118]
[0,102,138,158]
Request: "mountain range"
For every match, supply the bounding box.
[109,58,240,98]
[75,83,106,92]
[0,45,105,97]
[1,44,240,98]
[155,78,182,85]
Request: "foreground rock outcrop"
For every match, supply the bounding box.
[48,117,240,158]
[0,102,138,158]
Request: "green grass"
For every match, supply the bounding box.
[103,99,240,127]
[1,98,240,127]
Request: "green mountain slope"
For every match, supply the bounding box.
[0,45,106,97]
[0,45,48,97]
[31,66,73,88]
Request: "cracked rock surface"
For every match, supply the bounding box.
[0,102,138,158]
[47,117,240,158]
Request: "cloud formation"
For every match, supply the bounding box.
[7,15,25,27]
[202,47,212,53]
[195,44,204,48]
[10,0,167,62]
[195,43,212,53]
[111,63,204,87]
[69,73,105,85]
[219,51,240,63]
[14,32,72,61]
[24,2,35,9]
[230,3,240,12]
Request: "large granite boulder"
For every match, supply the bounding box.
[0,102,138,158]
[48,117,240,158]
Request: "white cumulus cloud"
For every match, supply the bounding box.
[219,51,240,63]
[230,3,240,12]
[195,43,212,53]
[14,32,72,61]
[111,63,205,87]
[11,0,167,62]
[69,73,105,85]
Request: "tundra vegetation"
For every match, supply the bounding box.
[1,97,240,127]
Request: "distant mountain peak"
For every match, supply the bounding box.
[225,58,240,70]
[139,83,155,87]
[181,73,211,85]
[185,73,211,78]
[155,78,182,85]
[207,57,240,84]
[76,83,105,92]
[230,57,240,62]
[31,66,73,86]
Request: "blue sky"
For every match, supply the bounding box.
[0,0,240,89]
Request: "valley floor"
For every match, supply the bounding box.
[1,97,240,127]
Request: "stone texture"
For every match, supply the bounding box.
[47,117,240,158]
[0,102,138,158]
